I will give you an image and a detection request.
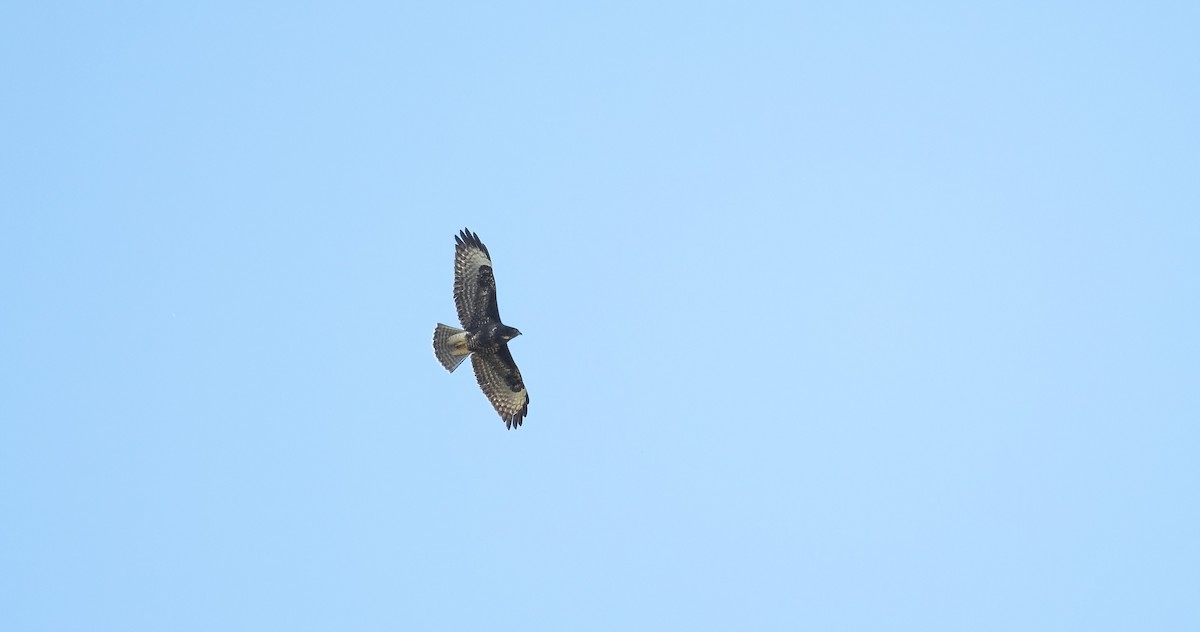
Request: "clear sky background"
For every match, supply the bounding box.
[2,2,1197,630]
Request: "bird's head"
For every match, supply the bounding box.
[499,326,522,342]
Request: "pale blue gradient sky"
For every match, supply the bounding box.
[2,2,1197,630]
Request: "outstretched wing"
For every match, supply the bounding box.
[470,346,529,429]
[453,228,501,328]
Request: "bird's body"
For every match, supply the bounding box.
[468,322,522,354]
[433,229,529,429]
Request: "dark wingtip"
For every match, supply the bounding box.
[455,228,490,258]
[510,395,528,429]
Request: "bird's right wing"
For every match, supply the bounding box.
[453,228,498,328]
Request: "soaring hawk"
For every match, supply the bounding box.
[433,228,529,429]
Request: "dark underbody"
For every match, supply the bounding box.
[467,322,521,354]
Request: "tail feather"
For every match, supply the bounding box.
[433,323,470,372]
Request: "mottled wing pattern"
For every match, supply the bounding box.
[474,266,501,323]
[470,346,529,429]
[453,229,495,329]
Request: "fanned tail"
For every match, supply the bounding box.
[433,323,470,372]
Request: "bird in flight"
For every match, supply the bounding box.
[433,228,529,429]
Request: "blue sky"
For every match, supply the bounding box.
[2,2,1197,630]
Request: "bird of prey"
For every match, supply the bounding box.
[433,228,529,429]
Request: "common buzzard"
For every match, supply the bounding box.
[433,228,529,429]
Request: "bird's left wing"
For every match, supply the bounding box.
[470,346,529,429]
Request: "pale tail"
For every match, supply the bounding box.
[433,323,470,372]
